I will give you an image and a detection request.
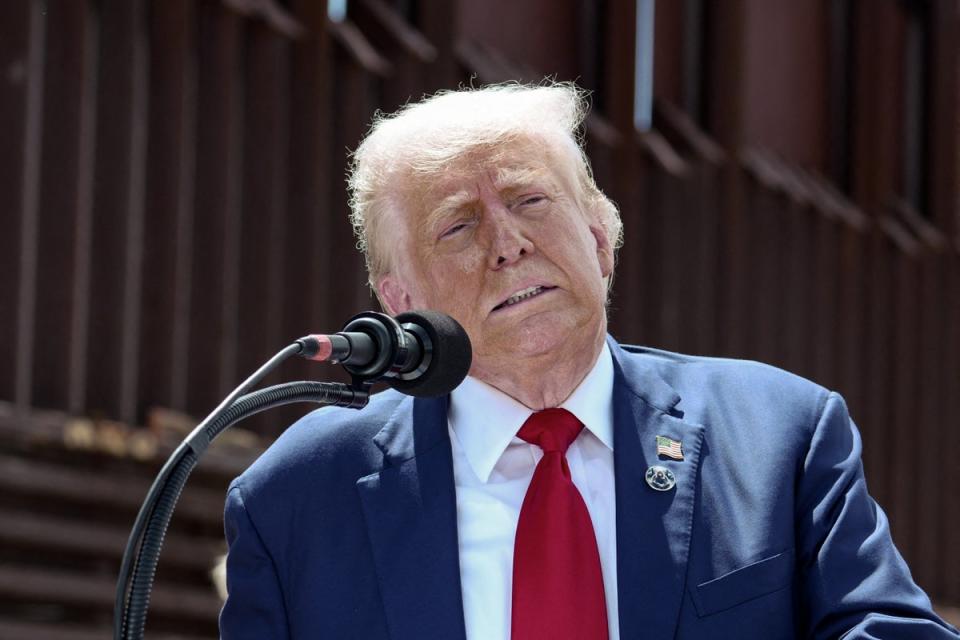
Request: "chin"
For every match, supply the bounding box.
[495,318,580,360]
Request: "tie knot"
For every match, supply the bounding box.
[517,408,584,454]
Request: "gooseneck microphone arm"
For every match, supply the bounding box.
[113,311,472,640]
[113,346,368,640]
[114,379,367,640]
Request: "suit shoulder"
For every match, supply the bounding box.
[230,388,406,498]
[620,343,827,397]
[617,343,833,433]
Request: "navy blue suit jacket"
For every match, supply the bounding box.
[220,337,958,639]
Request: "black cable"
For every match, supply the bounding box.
[113,343,304,640]
[115,380,369,640]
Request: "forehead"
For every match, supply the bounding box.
[374,135,584,280]
[407,136,578,214]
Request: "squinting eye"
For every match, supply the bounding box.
[441,223,468,238]
[519,195,546,207]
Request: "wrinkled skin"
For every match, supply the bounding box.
[377,138,614,409]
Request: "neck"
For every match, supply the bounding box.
[471,329,607,410]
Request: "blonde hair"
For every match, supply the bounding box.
[347,81,622,286]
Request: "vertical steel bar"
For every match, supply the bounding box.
[85,0,147,423]
[65,5,99,417]
[139,0,199,416]
[187,3,243,416]
[942,248,960,602]
[885,216,922,569]
[160,0,199,413]
[31,1,96,412]
[0,0,42,407]
[284,0,336,388]
[235,23,291,435]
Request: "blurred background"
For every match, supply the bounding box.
[1,0,958,637]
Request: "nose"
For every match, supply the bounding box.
[487,208,535,269]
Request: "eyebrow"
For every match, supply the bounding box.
[492,165,554,191]
[423,190,477,234]
[423,165,559,233]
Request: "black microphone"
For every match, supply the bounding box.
[296,310,472,397]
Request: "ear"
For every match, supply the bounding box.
[376,273,414,315]
[589,221,614,278]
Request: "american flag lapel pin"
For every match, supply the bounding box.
[656,435,683,461]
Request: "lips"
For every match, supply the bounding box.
[492,285,556,311]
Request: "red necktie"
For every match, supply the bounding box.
[511,408,609,639]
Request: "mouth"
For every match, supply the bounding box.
[491,285,557,312]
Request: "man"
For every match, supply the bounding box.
[220,83,958,639]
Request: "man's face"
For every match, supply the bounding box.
[377,138,614,380]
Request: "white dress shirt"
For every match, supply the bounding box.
[448,343,619,640]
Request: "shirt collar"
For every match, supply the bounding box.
[448,343,615,483]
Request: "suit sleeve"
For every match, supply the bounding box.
[219,482,291,639]
[796,392,959,639]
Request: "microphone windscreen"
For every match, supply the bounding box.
[390,310,472,397]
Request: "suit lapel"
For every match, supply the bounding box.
[356,395,467,640]
[354,340,703,640]
[610,340,705,640]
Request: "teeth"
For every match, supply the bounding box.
[504,286,544,307]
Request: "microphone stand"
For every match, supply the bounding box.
[113,309,471,640]
[113,341,370,640]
